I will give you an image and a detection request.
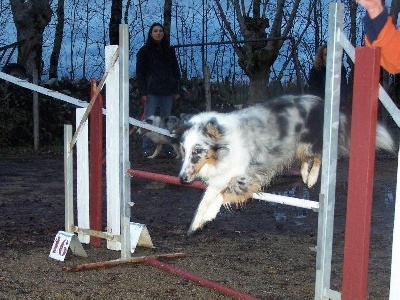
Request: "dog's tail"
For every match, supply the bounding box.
[376,123,396,154]
[339,115,396,156]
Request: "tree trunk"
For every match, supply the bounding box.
[109,0,122,45]
[49,0,64,79]
[248,70,269,104]
[313,0,321,49]
[163,0,172,44]
[82,1,90,77]
[10,0,51,150]
[10,0,52,79]
[215,0,301,103]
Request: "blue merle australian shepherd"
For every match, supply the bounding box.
[176,94,396,235]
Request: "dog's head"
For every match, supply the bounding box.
[137,115,164,135]
[178,114,229,183]
[164,116,181,133]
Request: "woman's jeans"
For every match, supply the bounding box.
[142,94,174,154]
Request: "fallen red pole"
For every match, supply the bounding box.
[127,169,207,190]
[144,257,258,300]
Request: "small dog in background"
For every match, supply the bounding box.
[137,115,182,159]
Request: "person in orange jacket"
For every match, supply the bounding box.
[358,0,400,74]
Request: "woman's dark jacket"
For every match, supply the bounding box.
[307,65,349,111]
[136,39,181,97]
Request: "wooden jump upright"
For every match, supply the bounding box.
[89,79,103,247]
[341,47,381,299]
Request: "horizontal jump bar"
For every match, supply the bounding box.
[127,169,319,211]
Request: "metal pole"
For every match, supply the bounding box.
[119,23,131,259]
[314,3,343,299]
[64,125,74,233]
[390,147,400,299]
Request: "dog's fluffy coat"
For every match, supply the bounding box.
[177,95,396,234]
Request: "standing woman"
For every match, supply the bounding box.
[136,22,181,157]
[307,43,349,111]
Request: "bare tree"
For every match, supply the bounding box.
[275,1,316,91]
[312,0,322,48]
[109,0,122,45]
[10,0,52,150]
[215,0,301,103]
[163,0,173,44]
[67,0,78,79]
[124,0,132,24]
[10,0,52,78]
[49,0,64,79]
[0,3,12,46]
[81,0,90,77]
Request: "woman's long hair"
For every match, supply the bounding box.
[145,22,169,49]
[313,44,327,70]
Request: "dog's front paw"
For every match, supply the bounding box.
[187,213,209,236]
[300,158,321,188]
[306,164,320,188]
[187,222,204,236]
[301,161,310,184]
[187,192,223,236]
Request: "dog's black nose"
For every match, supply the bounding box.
[179,174,189,184]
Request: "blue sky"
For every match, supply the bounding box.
[0,0,398,82]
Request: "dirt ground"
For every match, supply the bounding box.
[0,148,397,299]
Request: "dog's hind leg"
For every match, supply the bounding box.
[148,144,163,159]
[172,143,181,159]
[188,187,223,235]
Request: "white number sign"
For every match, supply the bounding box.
[49,231,87,261]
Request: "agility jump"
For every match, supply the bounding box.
[0,3,393,298]
[65,5,400,299]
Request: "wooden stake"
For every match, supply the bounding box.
[62,253,186,272]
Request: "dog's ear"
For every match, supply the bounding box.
[203,117,225,140]
[180,113,193,123]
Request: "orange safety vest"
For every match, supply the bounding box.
[365,17,400,74]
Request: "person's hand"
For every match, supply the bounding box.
[357,0,384,19]
[174,93,181,100]
[140,95,147,108]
